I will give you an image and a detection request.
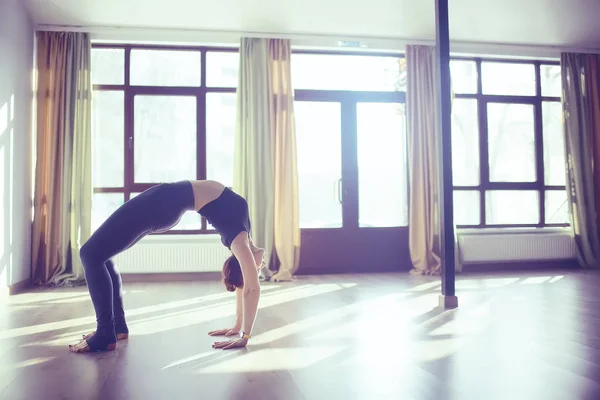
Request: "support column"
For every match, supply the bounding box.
[434,0,458,309]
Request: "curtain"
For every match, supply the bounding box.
[31,32,92,286]
[268,40,301,282]
[406,44,461,275]
[233,37,301,281]
[561,52,600,268]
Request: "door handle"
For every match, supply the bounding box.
[336,178,342,204]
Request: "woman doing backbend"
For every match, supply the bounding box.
[69,180,264,353]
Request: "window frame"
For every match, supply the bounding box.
[451,57,566,228]
[91,44,238,235]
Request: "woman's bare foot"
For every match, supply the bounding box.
[69,338,116,353]
[252,247,266,270]
[82,331,129,340]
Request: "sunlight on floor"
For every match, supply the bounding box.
[1,286,276,340]
[129,283,353,337]
[194,346,347,373]
[253,292,406,345]
[455,277,520,290]
[10,356,55,369]
[406,281,441,292]
[13,283,353,347]
[429,299,493,336]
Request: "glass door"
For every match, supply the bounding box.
[356,102,408,228]
[294,96,410,273]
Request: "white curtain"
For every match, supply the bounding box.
[233,37,301,281]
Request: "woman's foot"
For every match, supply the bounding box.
[69,333,117,353]
[82,331,129,340]
[252,247,266,271]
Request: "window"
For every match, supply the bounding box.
[91,45,238,234]
[133,95,197,183]
[130,49,201,87]
[206,92,237,187]
[292,53,406,92]
[451,59,567,227]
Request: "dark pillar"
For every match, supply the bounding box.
[434,0,458,309]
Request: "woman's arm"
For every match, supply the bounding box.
[231,234,261,336]
[207,288,243,337]
[234,288,243,329]
[212,233,261,349]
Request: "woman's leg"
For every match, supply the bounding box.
[71,182,195,352]
[82,233,146,342]
[82,259,130,341]
[71,213,149,352]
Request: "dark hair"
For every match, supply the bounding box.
[222,255,244,292]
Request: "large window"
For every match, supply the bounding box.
[91,45,239,233]
[450,59,567,228]
[91,45,567,235]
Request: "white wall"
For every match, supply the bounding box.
[0,0,34,289]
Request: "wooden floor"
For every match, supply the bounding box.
[1,269,600,400]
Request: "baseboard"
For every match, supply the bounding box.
[121,271,222,283]
[460,259,580,273]
[7,278,32,295]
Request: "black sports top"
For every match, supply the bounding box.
[197,187,251,249]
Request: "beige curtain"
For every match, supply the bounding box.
[561,52,600,268]
[31,32,92,286]
[406,44,461,275]
[233,37,300,281]
[269,40,301,281]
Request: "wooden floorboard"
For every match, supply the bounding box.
[1,270,600,400]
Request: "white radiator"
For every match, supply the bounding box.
[113,230,577,273]
[458,229,576,264]
[113,234,230,273]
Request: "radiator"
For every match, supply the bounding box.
[458,230,576,264]
[113,231,577,273]
[113,235,229,273]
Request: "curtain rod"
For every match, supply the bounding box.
[35,24,600,58]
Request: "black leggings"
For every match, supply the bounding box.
[79,181,195,349]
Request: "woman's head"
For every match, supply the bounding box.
[222,255,243,292]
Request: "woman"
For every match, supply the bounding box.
[69,180,264,353]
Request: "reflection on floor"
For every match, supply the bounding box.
[1,270,600,400]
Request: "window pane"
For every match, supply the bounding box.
[541,65,562,97]
[453,190,480,225]
[545,190,569,224]
[91,48,124,85]
[206,93,236,187]
[487,103,536,182]
[92,91,124,187]
[134,96,197,183]
[92,193,124,232]
[295,101,342,228]
[543,101,566,186]
[485,190,539,225]
[130,49,201,87]
[450,60,477,94]
[206,52,239,87]
[481,62,536,96]
[357,102,408,227]
[130,192,201,230]
[452,98,480,185]
[291,54,405,92]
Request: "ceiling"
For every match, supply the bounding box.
[25,0,600,49]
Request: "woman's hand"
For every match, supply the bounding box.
[212,338,248,350]
[208,327,240,337]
